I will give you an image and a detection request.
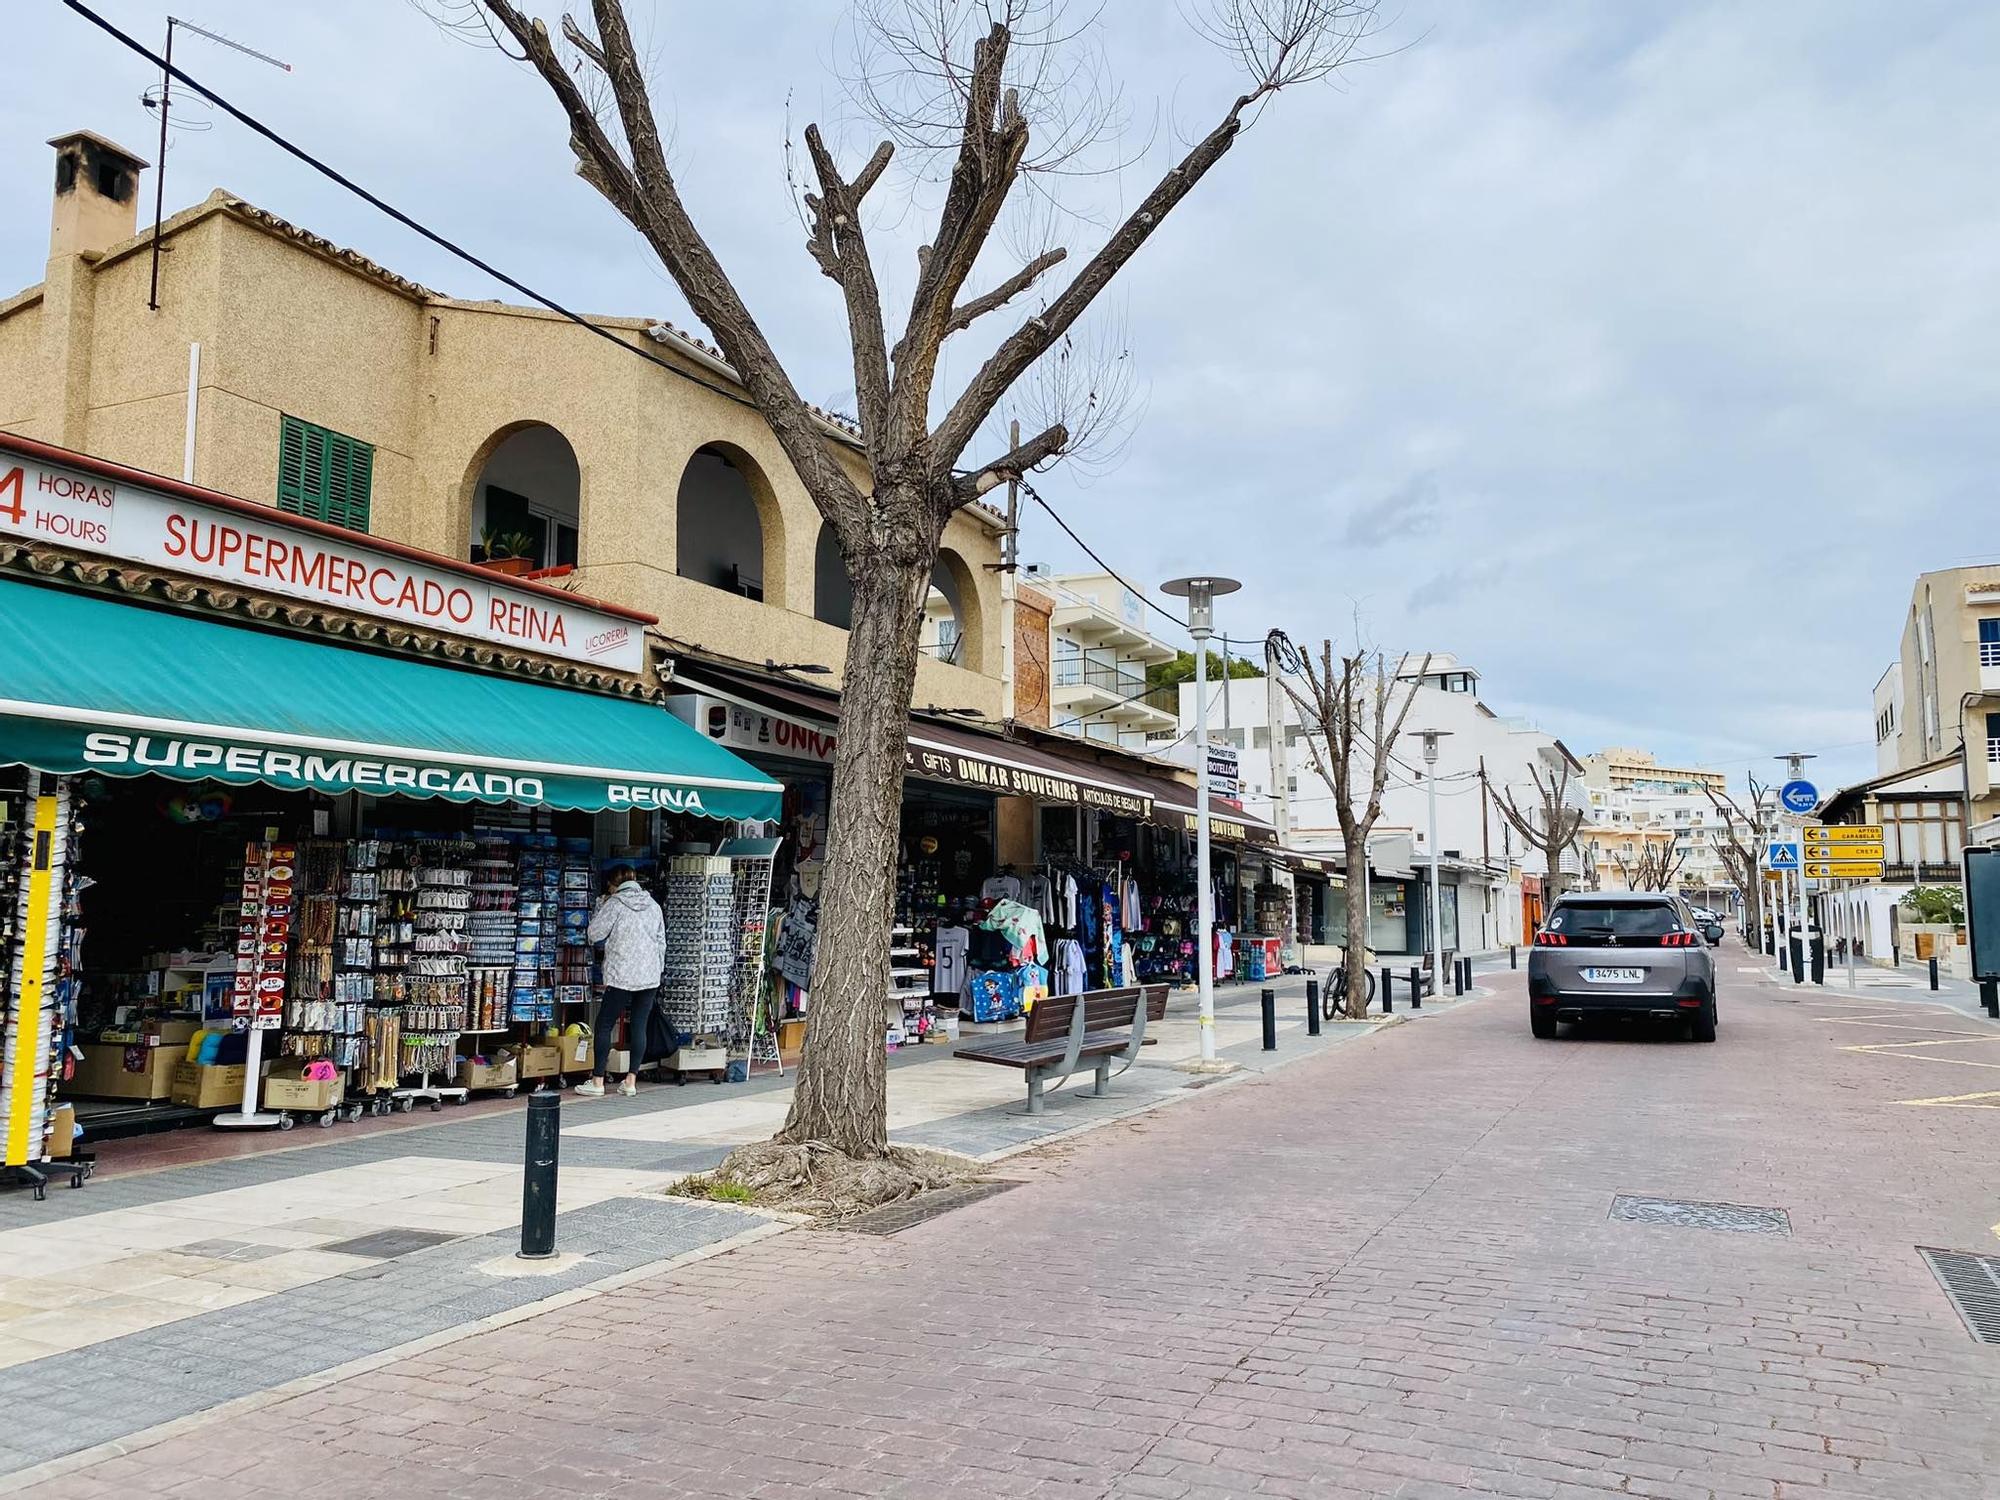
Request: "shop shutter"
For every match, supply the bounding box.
[277,415,373,532]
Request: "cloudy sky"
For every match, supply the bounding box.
[7,0,1996,794]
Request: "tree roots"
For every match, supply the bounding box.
[680,1140,981,1220]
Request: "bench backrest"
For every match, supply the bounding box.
[1023,984,1169,1044]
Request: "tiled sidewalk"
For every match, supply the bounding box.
[0,972,1457,1480]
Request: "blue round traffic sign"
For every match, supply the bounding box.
[1779,779,1819,814]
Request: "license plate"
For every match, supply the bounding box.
[1582,967,1645,983]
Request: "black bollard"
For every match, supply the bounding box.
[1891,944,1900,969]
[1410,965,1423,1010]
[1510,944,1518,970]
[1982,980,1999,1019]
[1929,956,1940,991]
[520,1091,561,1261]
[1380,966,1393,1013]
[1305,979,1322,1036]
[1261,989,1277,1051]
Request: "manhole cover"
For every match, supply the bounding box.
[834,1180,1022,1236]
[320,1228,463,1259]
[1610,1195,1791,1236]
[1918,1247,2000,1344]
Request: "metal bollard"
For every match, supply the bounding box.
[1891,944,1900,969]
[1451,960,1462,997]
[1982,979,1999,1019]
[519,1091,561,1260]
[1929,956,1940,991]
[1410,965,1423,1010]
[1380,966,1393,1013]
[1305,978,1321,1036]
[1509,944,1518,970]
[1260,988,1277,1050]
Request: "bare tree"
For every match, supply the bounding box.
[1274,636,1430,1018]
[459,0,1390,1178]
[1496,760,1588,916]
[1612,834,1689,893]
[1703,773,1769,946]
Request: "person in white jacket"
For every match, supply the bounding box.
[576,866,665,1097]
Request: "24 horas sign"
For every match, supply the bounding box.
[0,453,646,674]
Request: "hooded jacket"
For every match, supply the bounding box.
[587,881,667,991]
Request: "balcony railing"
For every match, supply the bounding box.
[1053,659,1146,698]
[1982,641,2000,667]
[1988,737,2000,764]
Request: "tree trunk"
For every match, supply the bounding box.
[1342,843,1371,1019]
[777,544,933,1157]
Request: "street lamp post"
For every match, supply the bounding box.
[1163,574,1241,1065]
[1418,730,1452,995]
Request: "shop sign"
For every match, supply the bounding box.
[907,742,1153,817]
[1205,743,1240,797]
[1170,807,1276,846]
[0,718,776,819]
[0,454,645,673]
[671,694,838,764]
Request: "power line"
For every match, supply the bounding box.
[65,0,767,417]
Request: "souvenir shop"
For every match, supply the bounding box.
[0,437,782,1196]
[1286,853,1340,948]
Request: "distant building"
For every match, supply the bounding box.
[1579,747,1725,796]
[1024,568,1178,749]
[1870,566,2000,838]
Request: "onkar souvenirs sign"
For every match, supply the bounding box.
[0,452,645,674]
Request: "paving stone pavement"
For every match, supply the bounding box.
[23,964,1997,1499]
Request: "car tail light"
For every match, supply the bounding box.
[1658,931,1698,947]
[1533,931,1567,946]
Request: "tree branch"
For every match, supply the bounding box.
[479,1,868,534]
[943,249,1067,336]
[802,123,893,446]
[953,420,1068,503]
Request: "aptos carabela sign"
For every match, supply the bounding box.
[0,447,647,674]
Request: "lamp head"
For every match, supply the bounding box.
[1161,574,1240,637]
[1417,728,1452,765]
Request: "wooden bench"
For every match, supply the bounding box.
[955,984,1169,1114]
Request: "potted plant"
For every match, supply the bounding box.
[479,528,539,577]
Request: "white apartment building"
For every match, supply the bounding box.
[1026,568,1179,748]
[1577,749,1740,902]
[1175,653,1581,954]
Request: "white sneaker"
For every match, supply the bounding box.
[617,1076,637,1097]
[573,1078,605,1097]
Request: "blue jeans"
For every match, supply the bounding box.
[594,985,658,1078]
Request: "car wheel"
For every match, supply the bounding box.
[1530,1007,1557,1039]
[1691,1001,1717,1044]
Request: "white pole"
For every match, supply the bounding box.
[182,341,201,483]
[1359,835,1371,973]
[1427,770,1442,989]
[1193,626,1216,1062]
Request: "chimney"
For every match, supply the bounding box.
[48,130,148,259]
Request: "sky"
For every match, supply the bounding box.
[6,0,1996,797]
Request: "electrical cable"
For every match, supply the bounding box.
[63,0,775,420]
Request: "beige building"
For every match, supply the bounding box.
[1029,568,1178,749]
[1872,565,2000,833]
[1,130,1009,716]
[1579,747,1725,796]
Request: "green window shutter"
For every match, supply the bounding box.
[276,415,372,533]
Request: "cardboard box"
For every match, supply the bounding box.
[47,1103,76,1160]
[604,1048,631,1076]
[68,1040,178,1100]
[149,1018,201,1046]
[518,1044,563,1079]
[457,1056,519,1090]
[557,1032,594,1071]
[777,1019,806,1055]
[171,1061,249,1109]
[670,1044,727,1074]
[262,1073,342,1111]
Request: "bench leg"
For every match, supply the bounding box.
[1024,1069,1046,1115]
[1092,1057,1111,1097]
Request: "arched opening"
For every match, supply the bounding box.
[677,444,776,601]
[920,549,980,669]
[813,524,853,630]
[466,424,580,570]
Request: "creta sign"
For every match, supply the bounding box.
[0,457,645,674]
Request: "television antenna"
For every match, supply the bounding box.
[144,17,291,310]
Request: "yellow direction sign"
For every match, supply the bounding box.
[1805,841,1884,860]
[1805,824,1883,843]
[1804,859,1886,879]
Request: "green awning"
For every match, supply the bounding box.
[0,578,782,819]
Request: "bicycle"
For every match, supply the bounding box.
[1324,961,1377,1017]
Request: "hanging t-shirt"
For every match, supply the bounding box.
[1122,878,1144,932]
[1061,873,1079,929]
[1024,872,1056,926]
[933,925,971,998]
[981,874,1026,904]
[1052,938,1088,997]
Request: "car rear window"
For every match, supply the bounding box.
[1546,901,1679,938]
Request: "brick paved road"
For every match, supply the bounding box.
[25,967,2000,1499]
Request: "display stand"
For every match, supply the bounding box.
[216,837,289,1130]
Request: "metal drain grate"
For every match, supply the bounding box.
[834,1180,1022,1236]
[320,1228,463,1259]
[1611,1195,1792,1236]
[1918,1247,2000,1344]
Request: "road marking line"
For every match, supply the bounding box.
[1897,1089,2000,1108]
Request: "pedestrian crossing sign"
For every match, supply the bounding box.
[1767,842,1800,871]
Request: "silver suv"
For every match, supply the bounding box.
[1527,892,1721,1042]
